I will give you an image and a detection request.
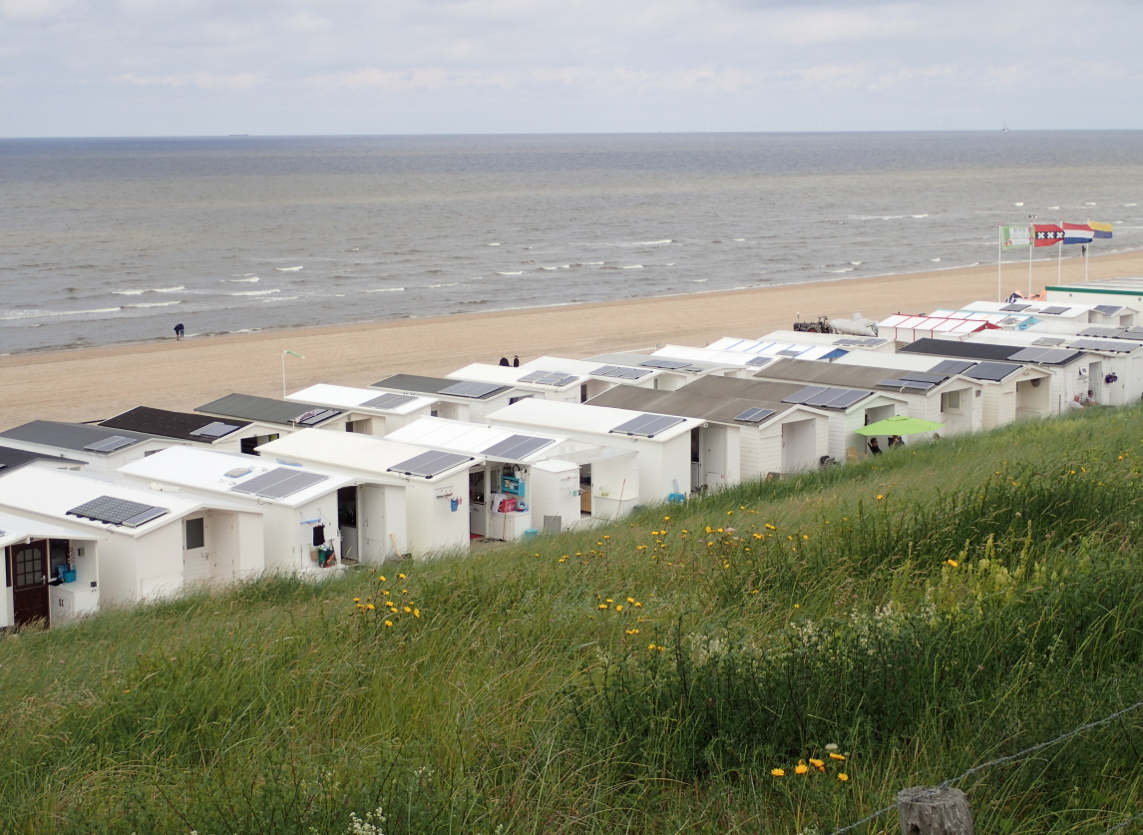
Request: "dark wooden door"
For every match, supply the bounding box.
[11,541,49,626]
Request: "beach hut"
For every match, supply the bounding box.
[0,421,175,475]
[98,406,285,456]
[256,430,476,558]
[285,384,439,436]
[875,314,996,343]
[586,351,747,391]
[385,416,637,535]
[447,363,589,405]
[1,510,101,628]
[117,446,360,573]
[586,382,832,484]
[899,338,1083,421]
[648,345,764,375]
[195,393,349,452]
[369,374,521,423]
[518,356,667,400]
[676,374,907,463]
[0,444,87,477]
[488,399,701,507]
[0,468,263,606]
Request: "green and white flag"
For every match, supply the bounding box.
[1000,225,1032,248]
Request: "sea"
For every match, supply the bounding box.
[2,131,1141,356]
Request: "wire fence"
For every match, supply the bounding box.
[827,696,1143,835]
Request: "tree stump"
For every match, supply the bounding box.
[897,786,975,835]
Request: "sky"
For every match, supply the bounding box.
[1,0,1141,137]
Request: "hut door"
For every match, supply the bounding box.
[10,541,50,625]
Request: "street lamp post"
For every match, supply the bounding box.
[282,350,305,398]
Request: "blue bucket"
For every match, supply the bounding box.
[62,569,77,583]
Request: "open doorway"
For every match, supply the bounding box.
[338,486,358,564]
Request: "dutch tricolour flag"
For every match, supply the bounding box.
[1062,223,1094,244]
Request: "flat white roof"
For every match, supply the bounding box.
[651,344,757,367]
[832,349,962,373]
[257,429,480,482]
[385,416,616,464]
[879,314,989,334]
[488,398,703,443]
[708,334,868,361]
[287,384,437,416]
[118,446,353,508]
[0,468,215,537]
[447,363,583,392]
[0,510,104,548]
[962,299,1138,318]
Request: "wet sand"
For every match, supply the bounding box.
[3,250,1141,431]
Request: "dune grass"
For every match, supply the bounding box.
[3,405,1143,834]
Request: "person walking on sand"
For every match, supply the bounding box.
[174,323,185,340]
[513,355,520,367]
[499,356,510,366]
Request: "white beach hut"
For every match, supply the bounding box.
[256,430,477,558]
[488,399,702,508]
[286,384,439,436]
[98,406,287,456]
[1,510,101,629]
[369,374,521,423]
[518,356,666,400]
[0,421,178,476]
[118,446,359,573]
[196,393,350,452]
[386,416,638,536]
[0,468,264,606]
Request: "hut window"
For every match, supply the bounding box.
[185,518,206,550]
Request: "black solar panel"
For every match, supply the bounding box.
[901,371,948,384]
[68,496,169,528]
[823,389,873,409]
[190,421,241,439]
[1070,338,1135,353]
[361,393,418,411]
[640,358,689,370]
[1032,337,1066,347]
[83,435,137,453]
[1039,306,1071,315]
[518,370,552,383]
[930,359,977,376]
[745,356,771,367]
[439,381,505,398]
[1080,326,1123,338]
[782,385,829,405]
[804,388,847,407]
[1094,305,1123,316]
[1002,303,1031,312]
[1008,347,1053,363]
[879,379,936,390]
[537,373,579,387]
[609,413,686,437]
[232,467,330,499]
[294,408,342,426]
[964,361,1020,382]
[387,449,474,478]
[481,434,555,460]
[733,407,776,423]
[777,348,804,357]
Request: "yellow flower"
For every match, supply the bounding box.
[634,602,642,608]
[384,620,393,627]
[876,494,884,500]
[398,573,406,580]
[663,516,671,521]
[625,628,640,635]
[837,773,849,782]
[366,603,375,611]
[830,753,846,761]
[599,604,609,610]
[378,575,386,582]
[765,523,776,530]
[627,597,635,603]
[615,604,624,612]
[795,762,809,775]
[771,768,785,777]
[404,606,412,613]
[414,608,421,618]
[946,559,959,568]
[353,597,360,603]
[809,758,824,768]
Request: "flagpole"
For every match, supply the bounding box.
[1028,238,1033,298]
[1057,218,1063,285]
[1086,216,1091,282]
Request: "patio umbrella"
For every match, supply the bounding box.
[853,415,944,436]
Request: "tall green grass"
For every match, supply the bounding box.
[2,406,1143,834]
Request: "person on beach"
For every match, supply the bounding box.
[868,438,882,455]
[513,355,520,367]
[888,435,905,448]
[174,323,185,340]
[499,356,510,366]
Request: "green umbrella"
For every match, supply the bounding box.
[853,415,944,436]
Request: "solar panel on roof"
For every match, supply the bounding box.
[782,385,829,405]
[591,365,620,376]
[439,381,505,398]
[232,467,329,499]
[68,496,169,528]
[518,370,552,383]
[964,361,1020,382]
[1002,303,1031,312]
[190,421,240,439]
[1094,305,1123,316]
[821,348,849,360]
[83,435,137,454]
[1039,306,1071,315]
[777,348,804,357]
[387,449,474,478]
[745,356,771,367]
[294,408,341,426]
[640,358,689,370]
[863,339,888,347]
[1032,337,1066,347]
[617,367,651,379]
[803,387,848,407]
[733,407,776,423]
[879,379,935,390]
[361,393,418,411]
[1080,326,1122,338]
[609,413,685,437]
[482,434,556,460]
[930,359,977,376]
[1070,338,1135,353]
[901,371,948,384]
[537,373,579,387]
[823,389,872,409]
[1008,347,1052,362]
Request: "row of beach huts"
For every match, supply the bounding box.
[5,277,1143,629]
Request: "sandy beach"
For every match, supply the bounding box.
[3,250,1141,432]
